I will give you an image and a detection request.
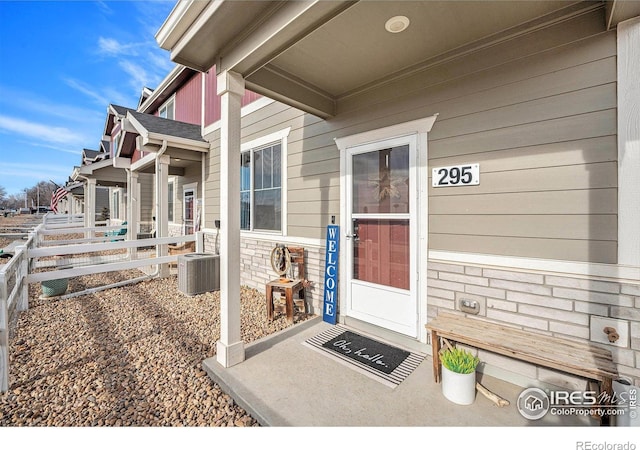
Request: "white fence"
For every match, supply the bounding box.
[1,215,205,392]
[0,232,35,391]
[42,212,85,228]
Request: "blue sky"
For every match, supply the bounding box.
[0,0,176,196]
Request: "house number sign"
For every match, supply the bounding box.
[432,163,480,187]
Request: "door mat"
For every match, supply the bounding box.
[303,325,425,388]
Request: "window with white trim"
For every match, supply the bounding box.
[112,190,120,220]
[159,97,175,120]
[241,142,282,232]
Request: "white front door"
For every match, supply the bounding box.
[345,135,418,337]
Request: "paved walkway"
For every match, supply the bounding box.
[203,317,596,427]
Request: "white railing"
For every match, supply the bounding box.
[37,224,127,247]
[0,232,36,392]
[0,221,207,392]
[42,212,85,228]
[27,234,196,283]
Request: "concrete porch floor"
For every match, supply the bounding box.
[203,317,597,427]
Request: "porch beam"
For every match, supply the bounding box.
[246,65,335,119]
[112,157,131,170]
[216,70,245,368]
[219,1,356,77]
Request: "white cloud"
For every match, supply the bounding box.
[146,50,175,74]
[0,115,88,146]
[133,1,176,37]
[19,140,84,155]
[102,87,133,108]
[0,162,73,193]
[119,60,161,93]
[64,78,110,105]
[95,1,113,15]
[0,85,103,124]
[64,76,133,108]
[0,162,71,179]
[97,37,139,57]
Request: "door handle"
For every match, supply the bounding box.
[346,233,358,240]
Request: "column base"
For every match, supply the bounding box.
[216,340,245,367]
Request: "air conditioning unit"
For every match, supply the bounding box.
[177,253,220,296]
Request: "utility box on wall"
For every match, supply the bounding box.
[178,253,220,296]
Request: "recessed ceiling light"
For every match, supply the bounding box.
[385,15,410,34]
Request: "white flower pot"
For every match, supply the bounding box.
[442,365,476,405]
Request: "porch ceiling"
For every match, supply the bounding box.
[157,0,625,118]
[74,158,128,187]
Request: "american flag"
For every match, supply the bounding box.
[50,186,68,214]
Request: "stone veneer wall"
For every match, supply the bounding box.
[427,261,640,388]
[238,237,325,315]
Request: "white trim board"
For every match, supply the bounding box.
[428,250,640,283]
[240,232,323,249]
[617,17,640,267]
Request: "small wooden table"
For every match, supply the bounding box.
[266,278,304,324]
[266,247,306,324]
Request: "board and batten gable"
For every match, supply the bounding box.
[204,8,617,265]
[173,71,202,126]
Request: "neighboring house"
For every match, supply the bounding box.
[154,0,640,388]
[87,65,263,243]
[67,148,115,221]
[102,103,155,233]
[132,65,263,238]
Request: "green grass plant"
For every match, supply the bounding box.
[439,347,479,374]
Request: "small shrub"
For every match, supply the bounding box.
[439,347,479,374]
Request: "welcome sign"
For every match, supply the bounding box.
[322,225,339,324]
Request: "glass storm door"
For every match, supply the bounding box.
[184,188,195,234]
[346,136,418,337]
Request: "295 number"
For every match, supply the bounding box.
[432,164,479,187]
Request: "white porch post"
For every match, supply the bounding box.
[618,17,640,267]
[156,153,170,277]
[68,193,75,216]
[127,170,139,259]
[85,178,96,238]
[216,70,245,367]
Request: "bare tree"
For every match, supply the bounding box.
[25,181,56,210]
[5,194,23,210]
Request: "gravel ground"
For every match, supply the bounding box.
[1,263,312,426]
[1,214,37,250]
